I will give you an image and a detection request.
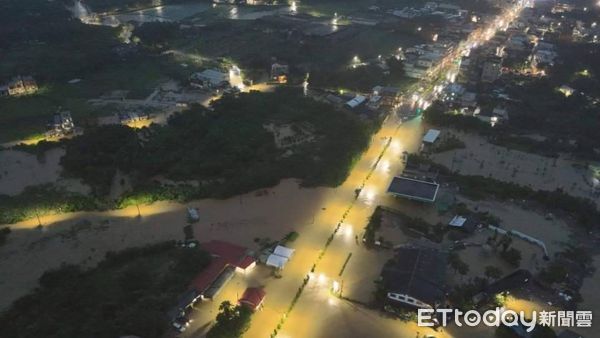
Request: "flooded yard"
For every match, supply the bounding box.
[0,148,90,196]
[429,130,598,206]
[0,179,328,311]
[459,198,572,255]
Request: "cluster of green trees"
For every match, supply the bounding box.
[452,175,600,230]
[61,125,142,196]
[429,134,466,153]
[448,252,469,276]
[0,0,119,82]
[206,301,253,338]
[2,89,373,224]
[423,102,492,132]
[0,184,102,224]
[363,207,383,247]
[0,242,211,338]
[311,57,414,92]
[365,206,446,245]
[65,89,371,193]
[408,153,600,231]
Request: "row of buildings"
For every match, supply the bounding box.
[0,76,38,97]
[167,239,295,331]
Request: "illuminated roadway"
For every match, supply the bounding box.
[238,3,526,338]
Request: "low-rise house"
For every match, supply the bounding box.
[270,63,289,84]
[190,69,230,88]
[239,287,266,311]
[188,240,256,300]
[345,95,367,109]
[448,215,481,233]
[558,85,575,97]
[372,86,401,108]
[381,246,447,309]
[531,49,558,68]
[387,176,440,203]
[265,245,294,270]
[118,112,148,125]
[48,111,75,135]
[421,129,441,151]
[473,270,531,304]
[474,106,508,126]
[0,76,38,97]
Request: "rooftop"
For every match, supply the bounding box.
[189,240,255,295]
[387,176,439,203]
[422,129,441,144]
[239,287,266,310]
[381,246,447,305]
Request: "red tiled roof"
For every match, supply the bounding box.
[239,287,266,310]
[237,256,256,270]
[189,257,228,293]
[189,240,256,294]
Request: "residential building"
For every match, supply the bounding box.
[381,246,447,309]
[387,176,440,203]
[188,240,256,300]
[48,111,75,135]
[190,69,230,88]
[239,287,266,311]
[0,76,38,97]
[372,86,401,108]
[270,63,289,84]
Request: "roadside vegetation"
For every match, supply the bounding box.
[408,154,600,230]
[1,89,373,224]
[207,301,252,338]
[0,242,211,338]
[0,184,101,225]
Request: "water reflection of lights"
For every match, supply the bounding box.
[332,280,340,294]
[361,188,376,205]
[340,223,353,238]
[379,159,390,173]
[390,140,402,154]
